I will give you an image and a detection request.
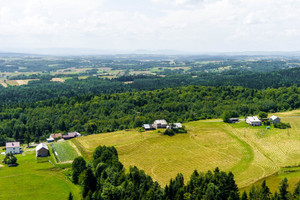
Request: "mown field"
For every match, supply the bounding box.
[74,110,300,192]
[0,148,80,200]
[52,140,81,163]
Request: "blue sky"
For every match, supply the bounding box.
[0,0,300,53]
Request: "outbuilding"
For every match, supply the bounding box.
[143,124,155,130]
[6,142,21,154]
[36,143,49,157]
[46,137,55,143]
[228,118,239,123]
[269,115,280,124]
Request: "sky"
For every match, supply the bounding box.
[1,0,300,53]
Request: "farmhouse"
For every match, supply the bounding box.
[6,142,21,154]
[153,119,168,129]
[246,116,262,126]
[62,132,80,140]
[269,115,280,124]
[143,124,155,130]
[36,143,49,157]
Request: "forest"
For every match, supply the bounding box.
[72,145,300,200]
[0,85,299,145]
[0,67,299,106]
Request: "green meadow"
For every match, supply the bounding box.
[0,149,80,200]
[52,140,81,163]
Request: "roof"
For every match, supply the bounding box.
[36,143,49,152]
[270,115,279,120]
[247,116,261,122]
[50,133,62,139]
[6,142,20,148]
[154,119,168,124]
[143,124,154,129]
[62,132,78,139]
[173,123,182,128]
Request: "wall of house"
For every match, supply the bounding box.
[6,147,20,154]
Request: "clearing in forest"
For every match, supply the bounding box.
[74,110,300,191]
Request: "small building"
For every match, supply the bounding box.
[153,119,168,129]
[171,123,182,129]
[6,142,21,154]
[46,137,55,143]
[269,115,280,124]
[50,133,63,140]
[228,118,239,123]
[143,124,155,130]
[62,132,80,140]
[246,116,262,126]
[36,143,49,157]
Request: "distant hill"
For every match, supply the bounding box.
[0,51,36,57]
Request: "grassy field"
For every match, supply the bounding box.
[0,149,80,200]
[74,110,300,192]
[52,140,81,163]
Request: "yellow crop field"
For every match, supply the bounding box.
[73,110,300,191]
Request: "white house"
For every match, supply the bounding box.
[246,116,262,126]
[153,120,168,129]
[6,142,21,154]
[269,115,280,124]
[36,143,49,157]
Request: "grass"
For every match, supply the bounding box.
[74,110,300,192]
[51,140,81,163]
[0,149,80,200]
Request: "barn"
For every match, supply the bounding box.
[36,143,49,157]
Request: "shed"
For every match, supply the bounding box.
[143,124,155,130]
[269,115,280,124]
[172,123,182,128]
[47,137,55,143]
[228,118,239,123]
[36,143,49,157]
[153,119,168,129]
[50,133,62,139]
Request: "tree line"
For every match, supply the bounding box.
[0,85,299,145]
[71,145,300,200]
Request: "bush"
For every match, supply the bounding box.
[274,123,291,129]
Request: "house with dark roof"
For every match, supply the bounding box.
[62,132,81,140]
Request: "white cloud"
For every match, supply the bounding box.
[1,0,300,51]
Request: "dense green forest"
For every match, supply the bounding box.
[0,85,299,145]
[0,67,299,106]
[73,145,300,200]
